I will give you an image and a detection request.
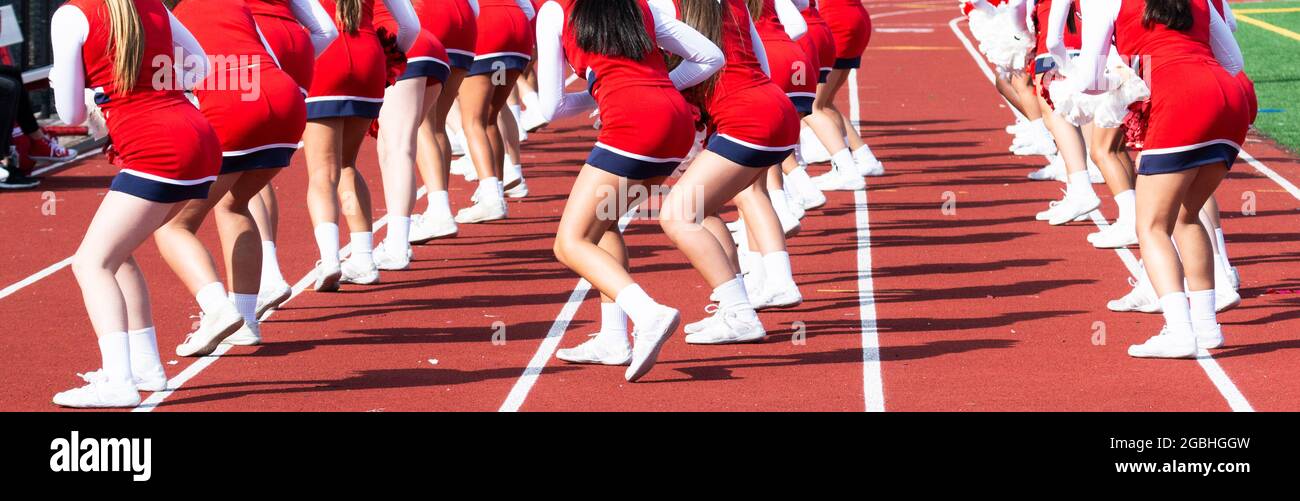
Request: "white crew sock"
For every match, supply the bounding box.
[387,216,410,248]
[744,252,766,291]
[195,282,228,316]
[1067,170,1093,198]
[830,149,855,175]
[509,104,522,122]
[314,223,340,264]
[98,332,132,385]
[522,90,541,111]
[127,327,164,380]
[1214,228,1230,265]
[261,241,285,286]
[596,302,630,349]
[478,177,503,202]
[1159,292,1194,337]
[852,144,878,163]
[762,251,796,288]
[428,190,452,219]
[1114,189,1136,225]
[505,162,523,183]
[231,292,259,330]
[613,283,660,327]
[1187,289,1217,334]
[350,232,373,264]
[714,278,759,319]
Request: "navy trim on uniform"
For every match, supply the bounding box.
[832,57,861,70]
[306,99,382,120]
[1033,56,1056,75]
[706,134,794,168]
[220,147,296,174]
[399,59,451,84]
[790,95,814,115]
[1138,143,1239,176]
[586,145,681,180]
[818,68,830,83]
[468,55,531,77]
[447,52,475,70]
[110,171,211,203]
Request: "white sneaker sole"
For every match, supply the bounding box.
[177,316,244,357]
[625,311,680,383]
[256,285,292,318]
[314,268,341,292]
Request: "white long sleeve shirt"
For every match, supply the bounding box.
[287,0,338,56]
[381,0,420,52]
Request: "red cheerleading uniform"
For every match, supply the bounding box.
[471,0,534,76]
[756,0,817,114]
[1112,0,1252,174]
[799,1,837,83]
[412,0,477,70]
[554,0,695,179]
[689,0,800,167]
[1032,0,1081,74]
[174,0,307,173]
[1210,0,1257,124]
[248,0,316,92]
[306,0,386,119]
[374,1,449,84]
[68,0,221,202]
[818,0,871,69]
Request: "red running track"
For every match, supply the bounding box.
[1,1,1297,411]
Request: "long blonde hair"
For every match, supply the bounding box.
[336,0,362,33]
[106,0,145,92]
[745,0,763,22]
[665,0,723,108]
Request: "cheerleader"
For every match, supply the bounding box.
[370,0,446,270]
[808,0,882,189]
[454,0,535,223]
[751,0,812,236]
[153,0,308,354]
[1065,0,1251,358]
[49,0,219,406]
[538,0,722,380]
[962,0,1052,160]
[652,0,801,344]
[409,0,477,241]
[302,0,415,292]
[246,0,337,316]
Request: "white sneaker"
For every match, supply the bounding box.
[625,305,681,382]
[1128,327,1198,358]
[812,169,865,191]
[454,199,507,223]
[684,304,721,334]
[373,240,411,271]
[787,189,806,220]
[556,334,633,365]
[1012,136,1058,156]
[751,282,803,310]
[1005,120,1028,135]
[409,212,458,243]
[176,302,244,357]
[1229,266,1241,291]
[339,257,380,285]
[313,260,342,292]
[1215,287,1241,313]
[772,195,802,237]
[1028,155,1066,181]
[1090,221,1138,249]
[504,178,529,198]
[856,156,885,177]
[1108,274,1161,313]
[256,280,292,318]
[1047,190,1101,226]
[684,306,766,345]
[448,127,467,156]
[798,126,831,163]
[521,107,548,133]
[1196,325,1225,349]
[52,372,140,408]
[223,322,261,347]
[81,368,167,392]
[790,169,827,209]
[450,154,477,181]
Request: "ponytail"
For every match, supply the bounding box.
[745,0,763,22]
[664,0,723,107]
[571,0,654,59]
[106,0,145,92]
[336,0,362,34]
[1143,0,1193,31]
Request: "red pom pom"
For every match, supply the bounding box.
[1122,101,1150,151]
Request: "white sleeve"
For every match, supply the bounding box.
[169,10,209,90]
[50,5,88,126]
[381,0,420,52]
[775,0,807,40]
[534,1,595,122]
[749,16,770,76]
[1044,0,1072,72]
[650,0,724,90]
[1208,1,1243,75]
[1222,1,1238,32]
[1010,0,1029,32]
[515,0,536,20]
[647,0,676,18]
[468,0,480,17]
[1068,0,1119,94]
[290,0,338,56]
[790,0,808,11]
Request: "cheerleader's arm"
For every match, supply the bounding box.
[1208,2,1244,75]
[1068,0,1120,95]
[651,0,725,90]
[50,5,88,126]
[381,0,420,52]
[534,1,595,122]
[289,0,339,57]
[775,0,808,41]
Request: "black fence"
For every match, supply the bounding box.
[3,0,64,115]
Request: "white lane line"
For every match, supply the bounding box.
[498,210,636,412]
[0,147,105,301]
[134,187,429,411]
[1239,150,1300,201]
[948,16,1255,412]
[850,69,886,411]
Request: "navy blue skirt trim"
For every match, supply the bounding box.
[1138,141,1240,175]
[818,68,831,84]
[790,94,815,115]
[447,51,475,71]
[706,134,794,168]
[468,53,531,77]
[832,57,861,70]
[220,146,296,174]
[305,98,383,120]
[400,58,451,83]
[110,171,213,203]
[586,144,683,180]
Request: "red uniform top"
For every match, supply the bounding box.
[324,0,378,35]
[704,0,770,113]
[802,0,825,26]
[247,0,295,20]
[174,0,282,96]
[559,0,675,101]
[67,0,191,115]
[1034,0,1080,55]
[753,0,786,41]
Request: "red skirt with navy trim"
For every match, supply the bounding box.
[107,100,223,202]
[196,65,307,174]
[706,83,801,168]
[416,0,477,70]
[764,35,817,115]
[587,86,696,180]
[799,20,837,84]
[1137,58,1253,175]
[821,3,871,69]
[253,13,315,93]
[307,30,387,119]
[469,3,533,76]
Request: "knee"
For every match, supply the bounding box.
[552,236,576,266]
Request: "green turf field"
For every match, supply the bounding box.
[1234,1,1300,152]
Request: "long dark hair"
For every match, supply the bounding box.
[571,0,654,59]
[664,0,723,108]
[1143,0,1194,31]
